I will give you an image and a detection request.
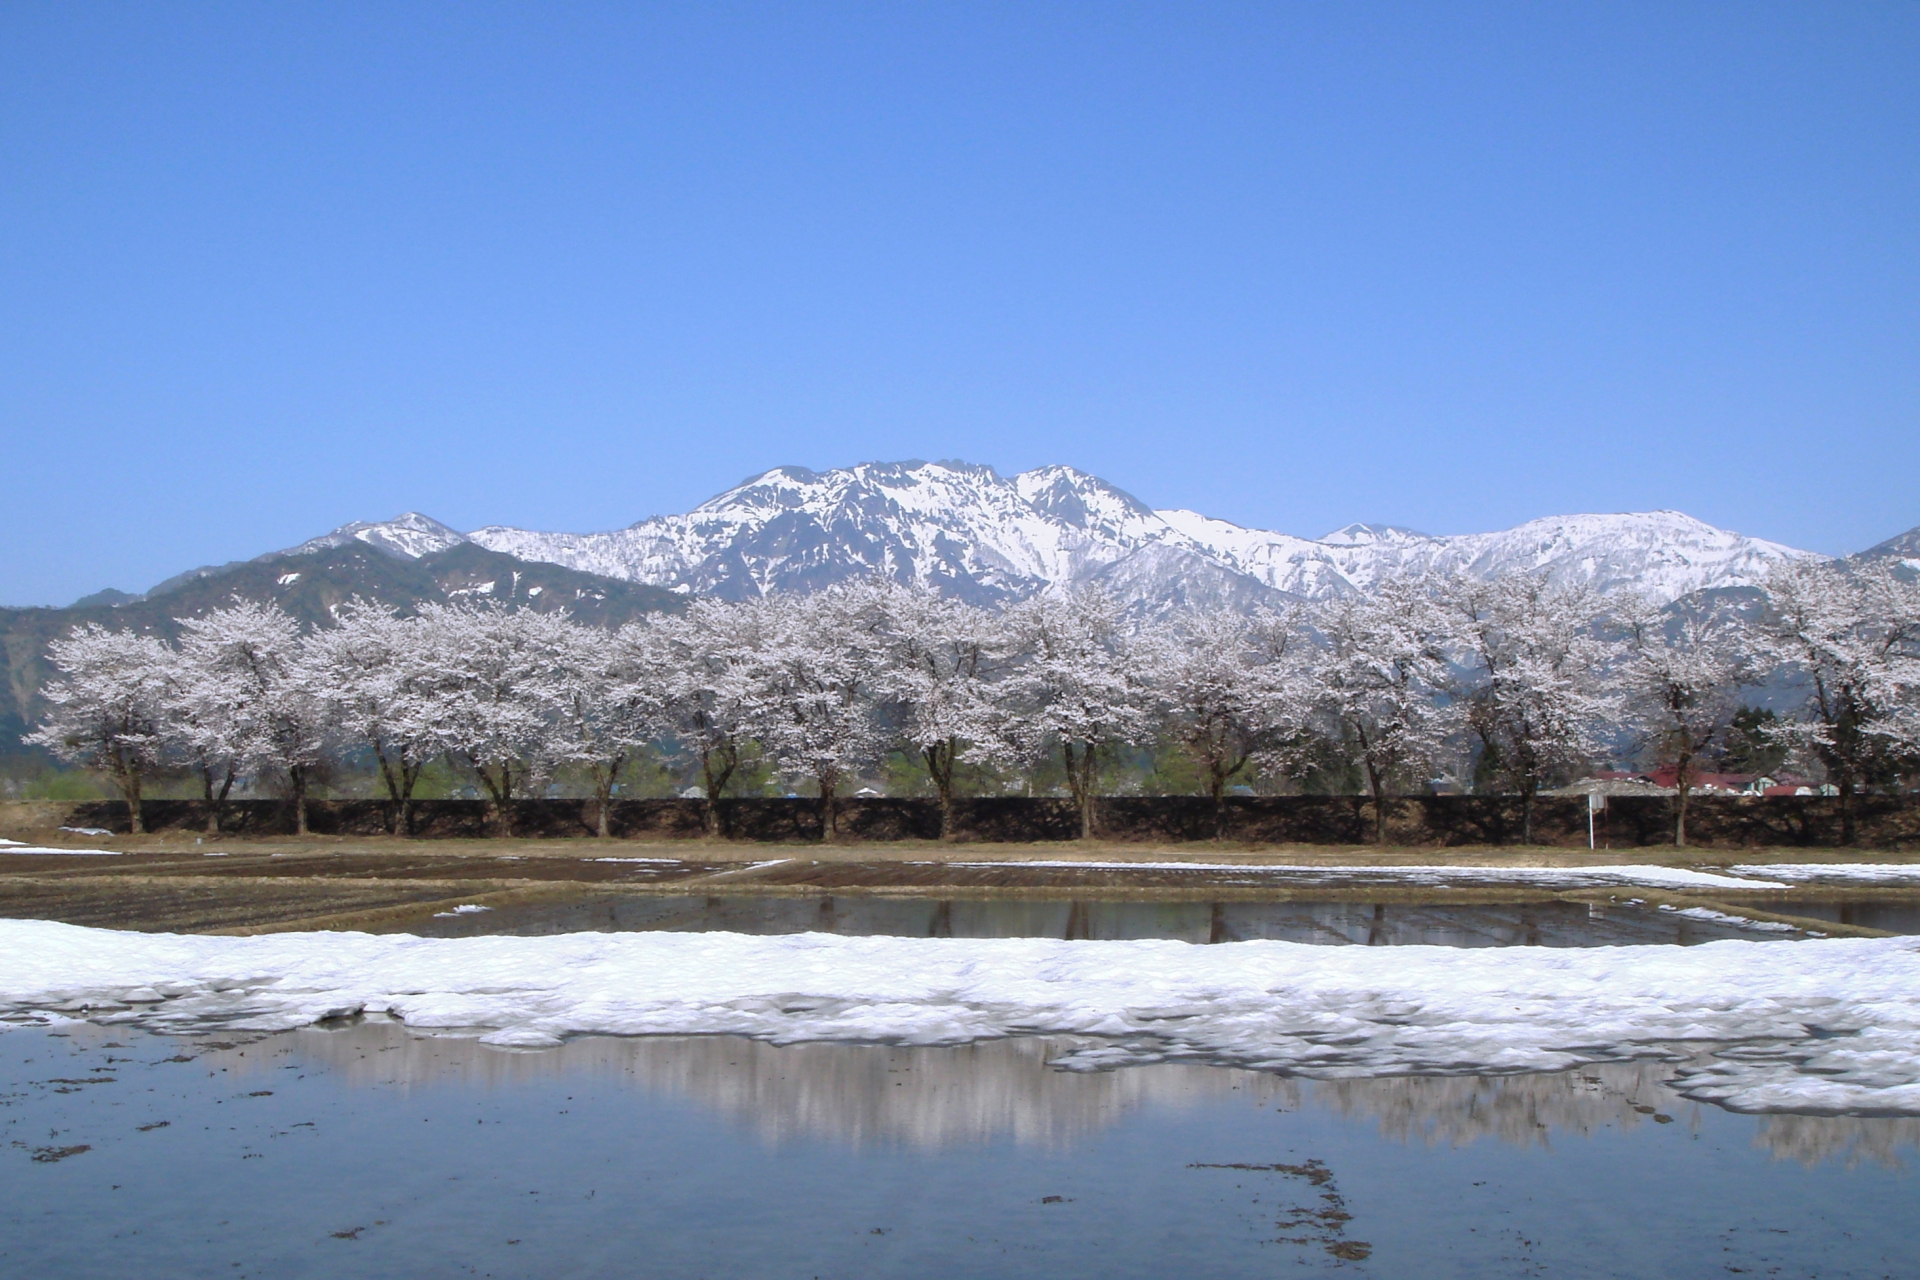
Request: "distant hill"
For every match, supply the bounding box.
[2,543,685,756]
[1851,523,1920,577]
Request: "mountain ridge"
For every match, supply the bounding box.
[277,460,1832,610]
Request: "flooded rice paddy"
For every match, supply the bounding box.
[393,892,1816,945]
[4,1019,1915,1279]
[5,853,1917,1276]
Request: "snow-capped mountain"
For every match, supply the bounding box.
[284,511,469,561]
[283,460,1823,609]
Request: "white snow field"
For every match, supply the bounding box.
[2,920,1916,1115]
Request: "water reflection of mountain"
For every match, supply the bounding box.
[413,893,1772,947]
[268,1022,1918,1166]
[283,1022,1293,1148]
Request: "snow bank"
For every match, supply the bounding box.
[940,861,1789,891]
[1655,904,1800,933]
[1731,863,1920,885]
[0,844,122,856]
[2,921,1917,1115]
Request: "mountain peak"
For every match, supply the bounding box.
[1318,522,1431,547]
[1012,466,1160,536]
[280,512,468,561]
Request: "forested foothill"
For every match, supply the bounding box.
[15,556,1920,848]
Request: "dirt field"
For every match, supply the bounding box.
[3,823,1916,939]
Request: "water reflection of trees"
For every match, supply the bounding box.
[1309,1062,1703,1149]
[1751,1114,1920,1169]
[272,1022,1918,1165]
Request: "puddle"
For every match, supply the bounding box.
[1779,900,1920,935]
[388,892,1804,946]
[2,1020,1914,1279]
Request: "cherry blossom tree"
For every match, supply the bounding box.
[415,604,573,836]
[1442,576,1617,843]
[1302,579,1458,843]
[735,587,886,842]
[1614,595,1754,847]
[1759,559,1920,844]
[164,611,260,834]
[26,624,171,833]
[304,603,441,836]
[166,601,328,834]
[547,618,669,838]
[1001,587,1150,840]
[1138,606,1308,839]
[869,582,1015,840]
[652,599,767,836]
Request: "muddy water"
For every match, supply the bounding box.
[394,893,1801,945]
[4,1021,1913,1279]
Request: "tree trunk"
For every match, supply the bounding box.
[1210,768,1228,843]
[925,740,956,842]
[1078,745,1099,841]
[1672,737,1694,848]
[1520,784,1536,846]
[475,761,515,837]
[700,747,736,839]
[1060,741,1097,840]
[291,766,309,836]
[124,768,144,835]
[590,755,624,840]
[397,760,422,839]
[819,776,838,843]
[1838,779,1857,847]
[1366,764,1387,845]
[201,764,234,835]
[376,747,417,837]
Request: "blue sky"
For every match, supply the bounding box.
[3,2,1916,605]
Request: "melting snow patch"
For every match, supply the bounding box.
[58,827,114,837]
[1655,905,1798,933]
[0,921,1916,1115]
[431,905,492,918]
[0,844,123,856]
[938,861,1788,890]
[1731,864,1920,885]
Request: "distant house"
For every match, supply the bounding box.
[1574,769,1818,797]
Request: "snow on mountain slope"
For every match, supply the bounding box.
[290,461,1823,608]
[1443,511,1813,601]
[1160,506,1814,601]
[283,512,469,561]
[470,461,1173,604]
